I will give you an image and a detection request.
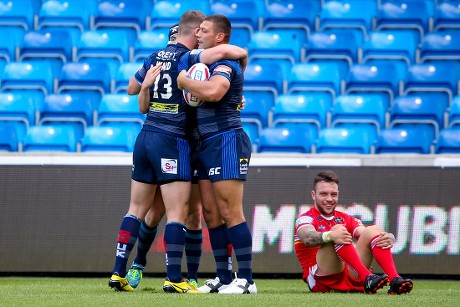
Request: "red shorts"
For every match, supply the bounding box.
[305,265,364,293]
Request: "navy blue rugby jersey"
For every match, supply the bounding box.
[182,52,244,140]
[135,42,195,137]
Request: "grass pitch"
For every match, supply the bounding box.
[1,277,459,307]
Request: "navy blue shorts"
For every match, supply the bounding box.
[197,129,251,182]
[132,130,192,184]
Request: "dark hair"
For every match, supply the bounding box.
[313,171,339,189]
[168,23,179,41]
[204,14,232,43]
[178,10,205,36]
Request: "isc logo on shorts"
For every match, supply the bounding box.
[161,158,177,174]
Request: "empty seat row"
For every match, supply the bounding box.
[250,125,460,155]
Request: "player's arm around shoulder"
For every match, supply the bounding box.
[199,44,248,66]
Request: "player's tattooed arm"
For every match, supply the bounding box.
[297,226,327,246]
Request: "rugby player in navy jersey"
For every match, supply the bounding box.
[294,170,413,294]
[110,11,248,293]
[177,14,256,294]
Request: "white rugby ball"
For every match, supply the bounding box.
[183,63,210,107]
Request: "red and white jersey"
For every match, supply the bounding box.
[294,206,364,278]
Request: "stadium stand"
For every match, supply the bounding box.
[344,62,407,104]
[318,0,377,38]
[375,125,435,154]
[270,93,331,140]
[418,29,460,63]
[447,95,460,128]
[0,0,35,31]
[111,62,142,93]
[388,94,445,139]
[314,126,376,154]
[263,0,321,39]
[0,123,20,151]
[329,94,387,136]
[131,29,169,62]
[286,62,347,100]
[79,125,139,152]
[258,126,313,154]
[22,124,77,152]
[433,0,460,31]
[375,0,434,41]
[240,90,273,136]
[0,27,24,65]
[303,30,360,69]
[94,94,145,129]
[361,30,419,67]
[435,127,460,154]
[0,61,54,97]
[38,93,95,140]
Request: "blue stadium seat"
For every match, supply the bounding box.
[318,0,377,37]
[22,124,77,152]
[258,126,313,154]
[0,27,24,64]
[57,62,112,102]
[271,93,332,139]
[244,63,285,104]
[263,0,321,39]
[375,126,434,154]
[248,29,304,68]
[388,94,445,139]
[330,94,387,135]
[0,61,54,97]
[18,30,74,69]
[376,0,433,41]
[37,0,96,36]
[345,62,407,104]
[211,0,263,38]
[240,90,273,135]
[131,29,169,62]
[418,30,460,63]
[435,128,460,154]
[0,123,20,151]
[403,61,460,104]
[315,126,376,154]
[148,0,211,30]
[286,62,347,100]
[242,121,259,152]
[361,30,419,67]
[229,27,252,48]
[112,62,142,93]
[79,125,138,152]
[95,94,145,129]
[434,0,460,31]
[447,95,460,128]
[303,30,360,68]
[0,91,41,141]
[74,29,133,67]
[0,0,34,31]
[93,0,151,37]
[38,93,95,139]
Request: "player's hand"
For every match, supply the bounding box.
[177,70,187,90]
[239,95,246,110]
[373,232,395,250]
[142,64,162,90]
[330,225,353,245]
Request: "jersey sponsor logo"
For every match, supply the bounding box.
[334,217,344,223]
[161,158,177,174]
[295,216,313,228]
[157,50,178,60]
[239,158,249,174]
[150,102,179,114]
[208,167,221,176]
[213,65,232,78]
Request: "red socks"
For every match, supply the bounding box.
[335,244,372,280]
[370,235,399,280]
